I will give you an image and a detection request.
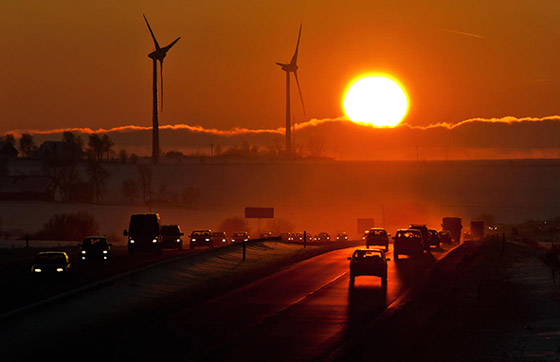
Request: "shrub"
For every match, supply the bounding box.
[34,211,99,241]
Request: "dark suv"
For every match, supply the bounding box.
[79,236,112,262]
[161,225,184,250]
[428,229,440,248]
[366,228,389,251]
[348,248,389,287]
[409,224,430,250]
[393,229,424,260]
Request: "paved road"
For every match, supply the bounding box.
[2,242,456,361]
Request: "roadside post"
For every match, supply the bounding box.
[243,239,246,261]
[304,231,307,248]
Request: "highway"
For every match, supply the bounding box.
[1,242,456,361]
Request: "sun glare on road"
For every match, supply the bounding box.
[343,75,408,127]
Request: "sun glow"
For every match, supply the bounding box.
[343,75,408,127]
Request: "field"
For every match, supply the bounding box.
[2,158,560,243]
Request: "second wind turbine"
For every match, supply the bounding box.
[143,14,180,164]
[276,24,306,156]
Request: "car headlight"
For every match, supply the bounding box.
[103,250,108,254]
[152,239,158,243]
[130,239,135,244]
[244,239,248,241]
[192,238,196,242]
[222,239,226,242]
[206,238,210,242]
[56,268,64,272]
[34,268,41,273]
[81,250,86,254]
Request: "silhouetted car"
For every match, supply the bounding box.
[336,232,348,241]
[348,248,389,287]
[232,231,250,243]
[315,232,330,242]
[439,230,452,243]
[161,225,184,250]
[409,224,431,250]
[190,230,213,249]
[291,232,304,242]
[79,236,111,262]
[260,231,272,239]
[212,231,229,245]
[366,228,389,251]
[428,229,441,248]
[31,251,71,275]
[393,229,424,260]
[124,213,162,255]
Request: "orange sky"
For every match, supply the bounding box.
[1,0,560,134]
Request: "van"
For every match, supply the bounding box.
[124,213,162,255]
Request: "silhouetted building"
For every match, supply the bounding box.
[37,141,83,164]
[0,142,18,159]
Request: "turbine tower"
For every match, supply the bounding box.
[143,14,180,164]
[276,24,306,156]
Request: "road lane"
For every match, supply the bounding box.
[146,243,455,361]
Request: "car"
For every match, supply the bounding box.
[348,248,389,287]
[409,224,431,250]
[212,231,229,245]
[393,229,424,260]
[291,232,304,242]
[260,231,272,239]
[161,225,184,250]
[315,232,331,242]
[439,230,452,244]
[280,232,291,241]
[79,236,112,262]
[365,228,389,251]
[190,230,213,249]
[124,213,162,255]
[336,232,348,241]
[31,251,71,275]
[232,231,250,243]
[428,229,441,248]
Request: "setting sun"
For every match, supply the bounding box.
[343,75,408,127]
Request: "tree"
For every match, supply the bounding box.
[219,217,250,236]
[19,133,37,158]
[180,185,200,209]
[122,179,139,205]
[118,149,128,163]
[1,134,16,146]
[35,211,99,241]
[266,218,295,235]
[87,134,103,161]
[101,134,114,161]
[62,131,84,153]
[86,158,110,203]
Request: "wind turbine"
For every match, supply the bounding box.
[143,14,180,164]
[276,24,306,156]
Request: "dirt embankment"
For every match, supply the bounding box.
[337,238,560,362]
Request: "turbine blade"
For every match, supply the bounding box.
[162,37,181,52]
[290,24,302,66]
[294,71,306,118]
[160,59,164,112]
[143,14,160,50]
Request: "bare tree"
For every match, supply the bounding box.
[219,217,250,236]
[180,185,200,209]
[62,131,84,153]
[266,218,295,235]
[118,149,128,163]
[86,158,110,203]
[1,134,16,146]
[122,179,139,205]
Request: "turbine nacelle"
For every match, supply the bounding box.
[276,62,298,73]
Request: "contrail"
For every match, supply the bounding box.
[443,28,486,39]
